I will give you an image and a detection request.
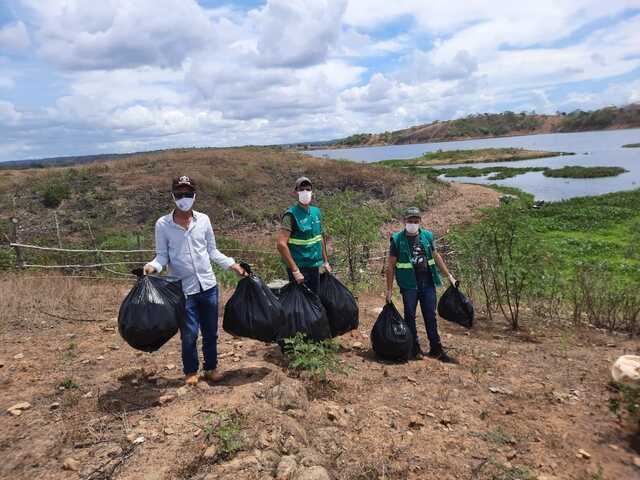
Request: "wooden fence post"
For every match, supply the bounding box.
[53,211,63,248]
[10,216,24,268]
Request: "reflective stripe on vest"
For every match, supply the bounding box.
[397,259,435,269]
[287,234,323,246]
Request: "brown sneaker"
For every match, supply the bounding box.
[185,373,198,386]
[203,369,225,383]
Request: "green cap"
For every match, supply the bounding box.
[404,206,422,219]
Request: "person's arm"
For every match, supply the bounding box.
[434,250,456,285]
[321,236,332,273]
[386,255,397,302]
[144,220,169,274]
[277,229,304,283]
[205,218,245,276]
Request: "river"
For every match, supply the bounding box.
[307,128,640,201]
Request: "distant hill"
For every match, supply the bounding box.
[310,103,640,149]
[0,152,139,170]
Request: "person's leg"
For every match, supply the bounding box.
[197,286,220,373]
[400,288,421,355]
[417,283,441,350]
[301,267,320,293]
[181,295,200,376]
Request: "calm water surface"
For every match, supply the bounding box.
[308,129,640,201]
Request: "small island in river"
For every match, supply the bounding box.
[378,147,573,167]
[378,149,627,180]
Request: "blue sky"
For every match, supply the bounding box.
[0,0,639,161]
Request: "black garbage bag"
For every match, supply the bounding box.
[278,283,331,342]
[118,275,185,352]
[318,273,359,337]
[223,263,284,343]
[437,284,474,329]
[370,301,413,361]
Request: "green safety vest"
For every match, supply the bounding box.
[285,204,324,268]
[391,228,442,289]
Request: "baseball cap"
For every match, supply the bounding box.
[404,206,422,218]
[172,175,196,191]
[294,176,312,190]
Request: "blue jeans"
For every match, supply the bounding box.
[401,280,441,353]
[181,286,219,375]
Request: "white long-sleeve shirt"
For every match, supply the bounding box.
[148,210,235,295]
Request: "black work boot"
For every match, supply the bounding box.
[428,344,458,364]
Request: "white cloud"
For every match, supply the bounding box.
[21,0,214,70]
[0,20,30,52]
[0,100,21,126]
[251,0,347,68]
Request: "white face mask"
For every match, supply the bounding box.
[405,223,420,235]
[173,193,195,212]
[298,190,313,205]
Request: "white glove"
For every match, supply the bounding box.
[323,262,332,273]
[292,270,305,284]
[448,274,458,286]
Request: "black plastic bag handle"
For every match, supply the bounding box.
[131,267,144,278]
[239,261,253,276]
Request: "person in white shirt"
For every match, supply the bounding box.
[144,176,246,385]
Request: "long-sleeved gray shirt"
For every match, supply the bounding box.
[148,210,235,295]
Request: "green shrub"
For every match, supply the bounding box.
[283,332,346,381]
[41,181,70,208]
[59,378,79,390]
[321,190,389,284]
[203,410,244,461]
[609,382,640,426]
[450,203,545,329]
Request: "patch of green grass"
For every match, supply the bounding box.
[474,426,516,445]
[543,166,627,178]
[59,378,79,390]
[491,464,533,480]
[203,410,244,461]
[622,143,640,148]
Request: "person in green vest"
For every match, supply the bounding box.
[276,176,331,293]
[385,207,458,363]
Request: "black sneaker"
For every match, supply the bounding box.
[428,345,459,364]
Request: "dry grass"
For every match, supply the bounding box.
[0,147,420,251]
[0,275,128,333]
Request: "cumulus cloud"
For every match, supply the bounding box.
[0,0,639,161]
[0,21,30,52]
[251,0,347,68]
[21,0,214,70]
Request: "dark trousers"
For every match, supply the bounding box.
[181,286,219,375]
[401,279,441,353]
[287,267,320,293]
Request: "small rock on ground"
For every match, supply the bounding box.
[63,457,80,471]
[266,379,309,411]
[276,455,298,480]
[294,466,330,480]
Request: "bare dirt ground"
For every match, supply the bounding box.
[1,277,640,480]
[2,183,639,480]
